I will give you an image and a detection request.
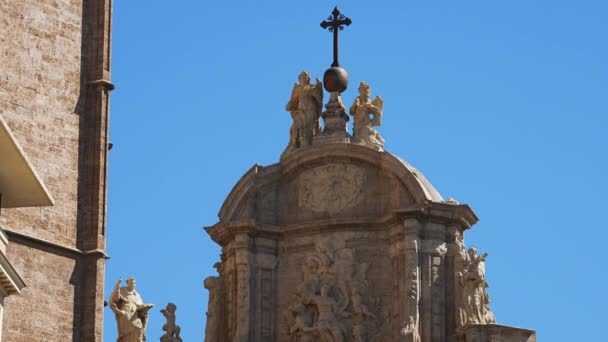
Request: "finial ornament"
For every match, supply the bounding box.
[320,7,351,93]
[320,6,352,68]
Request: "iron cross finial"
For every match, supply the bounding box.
[320,7,352,67]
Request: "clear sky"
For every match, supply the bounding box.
[104,1,607,340]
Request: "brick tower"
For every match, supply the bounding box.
[0,1,114,340]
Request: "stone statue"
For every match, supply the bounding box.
[282,71,323,158]
[349,82,384,150]
[458,247,496,326]
[204,262,222,342]
[160,303,182,342]
[109,278,154,342]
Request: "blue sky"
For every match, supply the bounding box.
[104,1,607,340]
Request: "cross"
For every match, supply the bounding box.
[320,7,352,67]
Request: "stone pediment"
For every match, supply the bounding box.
[217,144,444,225]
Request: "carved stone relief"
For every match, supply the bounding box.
[401,235,421,342]
[285,238,388,342]
[233,251,252,342]
[298,164,366,214]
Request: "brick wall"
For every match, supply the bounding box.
[0,0,112,340]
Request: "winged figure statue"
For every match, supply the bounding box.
[282,71,323,158]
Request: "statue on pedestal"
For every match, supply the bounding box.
[109,278,154,342]
[160,303,182,342]
[282,71,323,158]
[349,82,384,150]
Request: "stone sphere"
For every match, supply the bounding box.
[323,67,349,93]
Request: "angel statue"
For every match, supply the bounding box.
[109,278,154,342]
[282,71,323,158]
[349,82,384,150]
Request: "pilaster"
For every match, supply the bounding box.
[403,218,422,342]
[232,233,253,342]
[253,237,278,341]
[419,222,448,342]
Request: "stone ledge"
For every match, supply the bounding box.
[456,324,536,342]
[2,227,109,260]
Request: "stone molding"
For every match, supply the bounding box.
[456,324,536,342]
[217,144,449,222]
[2,228,109,260]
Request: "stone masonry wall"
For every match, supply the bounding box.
[0,0,112,341]
[1,242,77,342]
[0,0,83,245]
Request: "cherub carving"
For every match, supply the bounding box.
[349,82,384,150]
[283,71,323,158]
[160,303,182,342]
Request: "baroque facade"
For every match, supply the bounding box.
[0,0,114,340]
[204,66,535,342]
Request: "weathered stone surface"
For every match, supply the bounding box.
[109,278,154,342]
[160,303,183,342]
[282,71,324,159]
[456,324,537,342]
[204,137,535,341]
[349,82,384,151]
[0,0,113,340]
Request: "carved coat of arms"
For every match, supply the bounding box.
[298,164,366,214]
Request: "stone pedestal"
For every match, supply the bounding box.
[313,92,351,145]
[456,324,537,342]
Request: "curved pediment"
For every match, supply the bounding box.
[218,144,443,224]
